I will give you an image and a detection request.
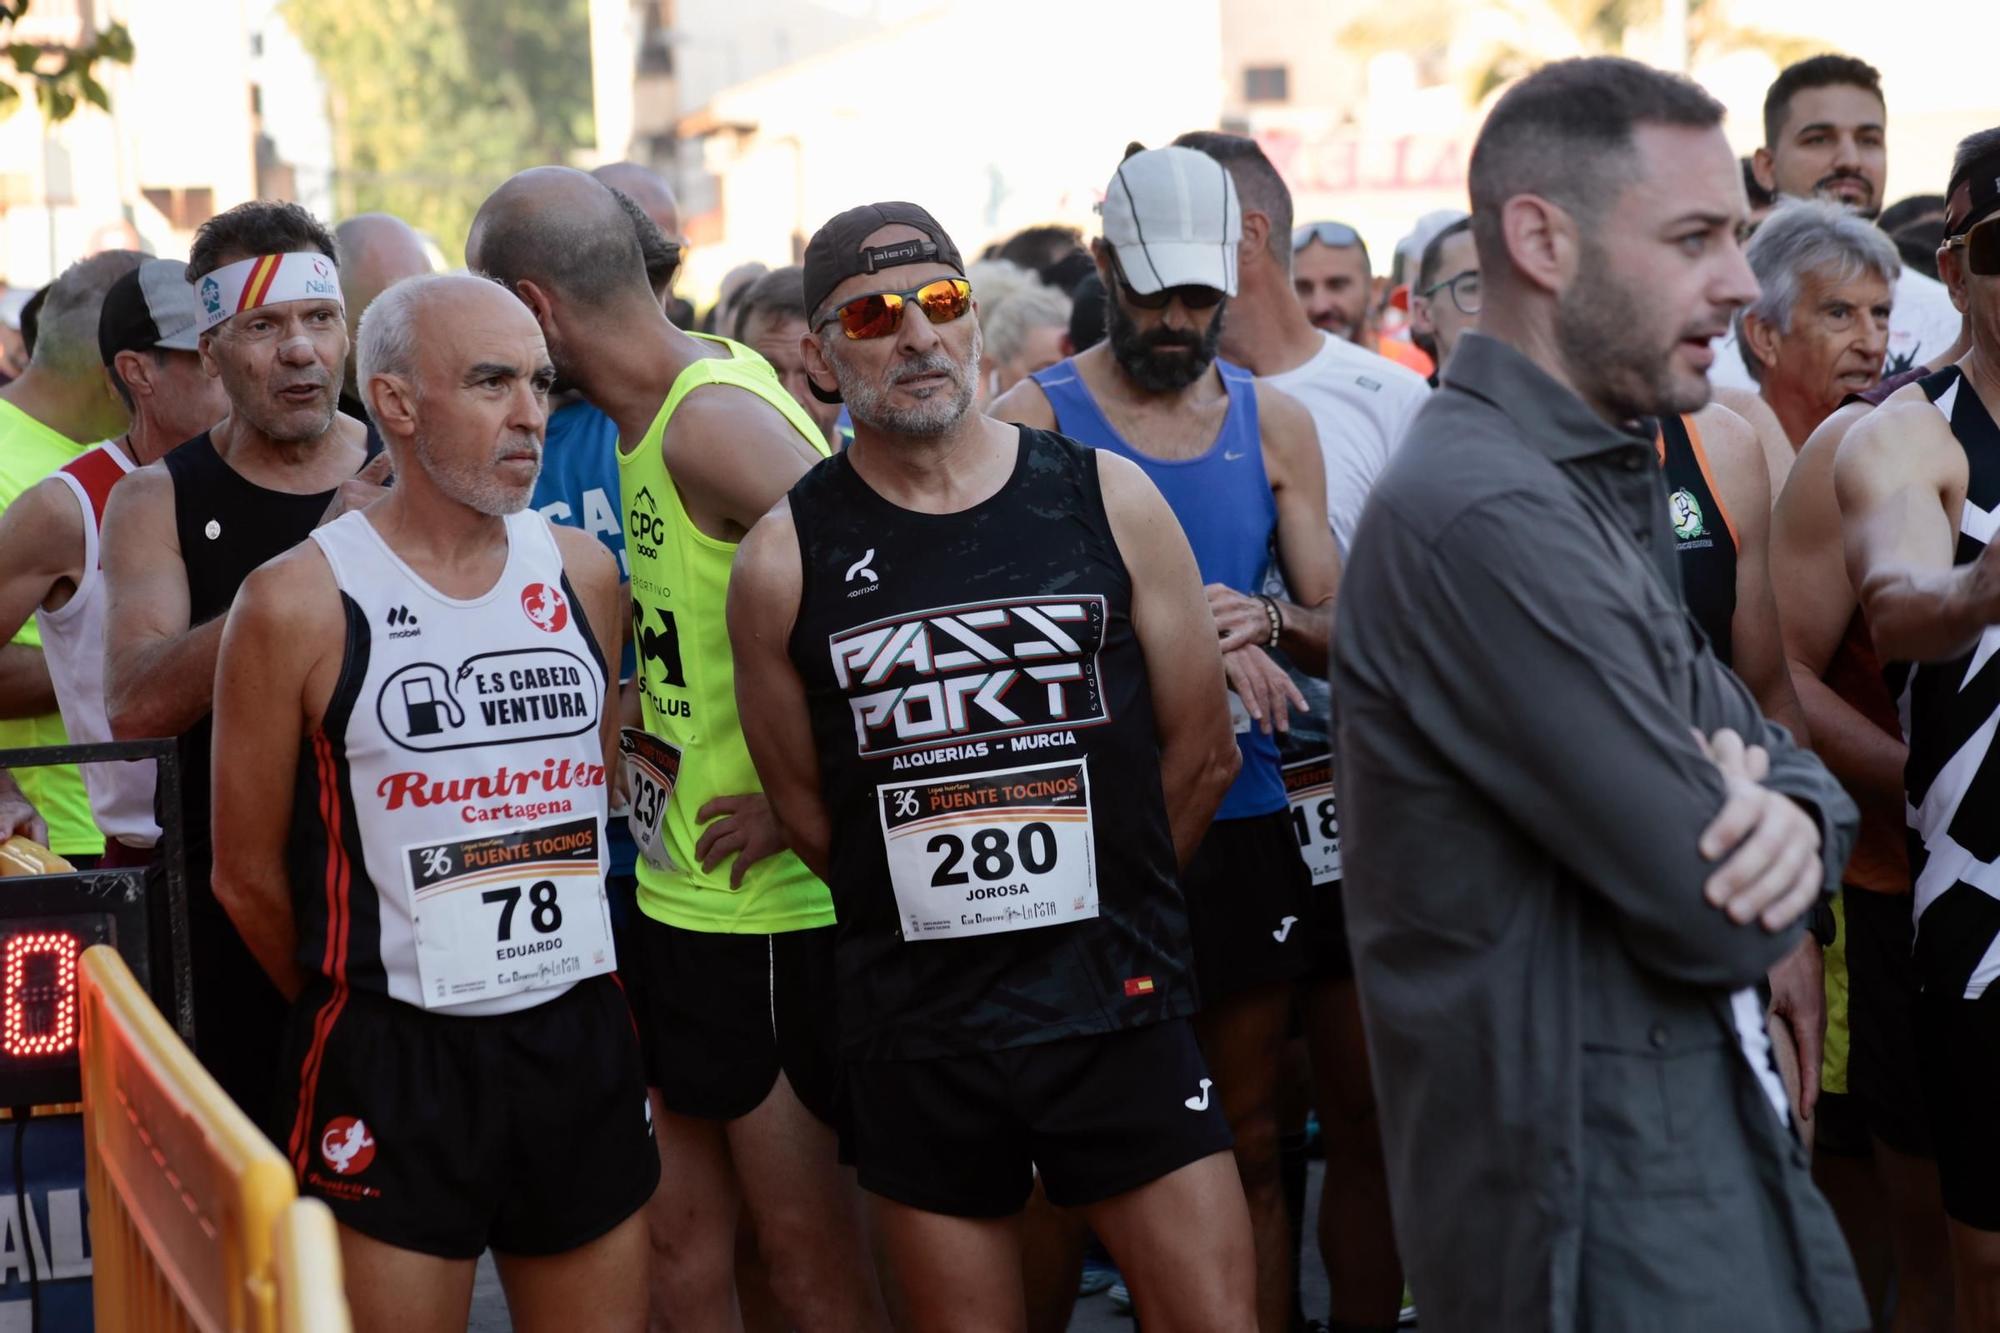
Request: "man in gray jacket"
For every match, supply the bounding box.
[1332,57,1868,1332]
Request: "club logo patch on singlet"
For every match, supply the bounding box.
[1668,488,1707,541]
[827,595,1110,764]
[375,648,597,754]
[521,582,569,633]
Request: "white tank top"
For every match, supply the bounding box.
[300,508,614,1015]
[38,441,160,847]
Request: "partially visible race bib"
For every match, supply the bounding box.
[878,759,1099,940]
[619,727,683,873]
[1283,755,1340,886]
[402,816,614,1009]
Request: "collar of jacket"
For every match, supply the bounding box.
[1441,331,1657,464]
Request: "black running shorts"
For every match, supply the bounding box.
[635,916,843,1128]
[1918,987,2000,1229]
[1844,888,1932,1157]
[275,974,659,1258]
[1182,811,1312,1004]
[846,1018,1233,1218]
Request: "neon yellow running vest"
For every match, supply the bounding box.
[0,399,103,858]
[617,335,834,932]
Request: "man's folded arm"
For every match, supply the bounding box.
[1401,491,1839,987]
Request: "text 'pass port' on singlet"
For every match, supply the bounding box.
[787,427,1193,1062]
[293,509,613,1017]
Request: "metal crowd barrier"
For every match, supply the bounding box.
[80,945,351,1332]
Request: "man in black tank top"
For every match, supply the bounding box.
[731,202,1256,1331]
[1836,135,2000,1318]
[101,200,379,1124]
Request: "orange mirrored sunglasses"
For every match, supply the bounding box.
[816,277,973,340]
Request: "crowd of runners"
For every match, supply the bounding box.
[0,44,1997,1333]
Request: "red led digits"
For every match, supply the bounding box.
[2,932,80,1058]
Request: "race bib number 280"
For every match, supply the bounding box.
[878,759,1099,940]
[403,816,614,1009]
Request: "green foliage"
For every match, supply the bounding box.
[283,0,595,263]
[0,0,134,123]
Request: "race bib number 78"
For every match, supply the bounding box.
[878,759,1099,940]
[403,815,614,1008]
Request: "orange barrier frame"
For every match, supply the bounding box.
[80,945,351,1332]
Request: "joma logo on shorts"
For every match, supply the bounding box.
[827,597,1110,758]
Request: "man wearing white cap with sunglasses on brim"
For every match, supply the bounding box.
[996,143,1338,1333]
[101,199,376,1124]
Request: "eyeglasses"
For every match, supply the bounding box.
[816,277,973,341]
[1944,215,2000,278]
[1292,221,1361,252]
[1418,269,1481,317]
[1107,251,1225,311]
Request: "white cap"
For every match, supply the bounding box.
[1395,209,1470,276]
[1100,147,1242,297]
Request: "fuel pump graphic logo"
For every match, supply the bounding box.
[377,662,467,749]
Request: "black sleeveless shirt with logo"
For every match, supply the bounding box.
[786,427,1192,1061]
[1657,413,1738,666]
[162,432,338,869]
[1889,365,2000,999]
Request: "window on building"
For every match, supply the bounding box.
[1243,65,1289,104]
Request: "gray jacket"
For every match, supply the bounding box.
[1331,333,1867,1332]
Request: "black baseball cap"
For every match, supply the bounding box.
[801,201,965,403]
[1945,140,2000,240]
[802,202,964,326]
[98,258,202,365]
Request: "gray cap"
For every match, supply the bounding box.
[97,258,202,365]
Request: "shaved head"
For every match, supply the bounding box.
[334,213,434,394]
[591,161,680,240]
[468,166,652,312]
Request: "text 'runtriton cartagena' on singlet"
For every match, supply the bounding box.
[616,333,836,933]
[1657,412,1739,665]
[1028,357,1286,820]
[290,509,615,1016]
[1889,365,2000,998]
[787,428,1195,1061]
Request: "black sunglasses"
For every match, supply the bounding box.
[1107,251,1225,311]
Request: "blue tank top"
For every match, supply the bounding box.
[1029,357,1285,819]
[531,398,639,881]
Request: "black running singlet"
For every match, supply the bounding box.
[786,427,1193,1061]
[1657,413,1738,666]
[162,432,338,866]
[1890,366,2000,998]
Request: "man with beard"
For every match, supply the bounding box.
[1709,54,1960,390]
[102,201,377,1122]
[994,145,1337,1333]
[1834,130,2000,1330]
[467,168,885,1333]
[209,273,653,1333]
[1332,57,1864,1329]
[731,200,1254,1333]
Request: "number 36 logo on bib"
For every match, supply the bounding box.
[878,759,1099,940]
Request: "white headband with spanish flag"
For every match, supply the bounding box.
[193,252,343,333]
